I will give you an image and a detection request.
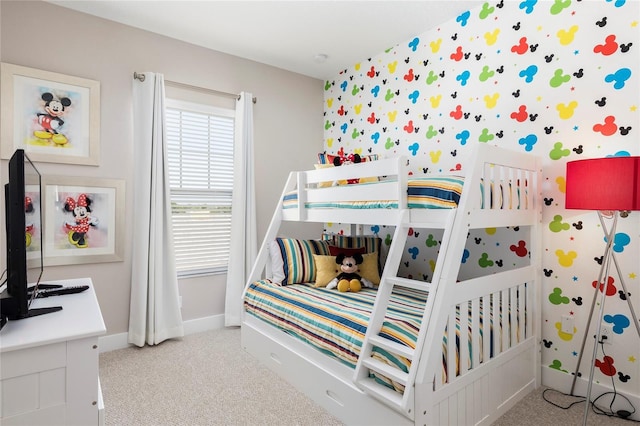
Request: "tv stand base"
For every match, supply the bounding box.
[0,295,62,330]
[27,305,63,317]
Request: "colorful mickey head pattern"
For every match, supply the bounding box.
[323,0,638,392]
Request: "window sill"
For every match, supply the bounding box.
[177,269,227,280]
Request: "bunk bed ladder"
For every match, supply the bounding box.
[353,209,449,418]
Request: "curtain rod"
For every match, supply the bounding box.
[133,72,256,104]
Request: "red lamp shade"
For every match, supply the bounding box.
[565,156,640,211]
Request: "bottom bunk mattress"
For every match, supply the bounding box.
[243,279,481,392]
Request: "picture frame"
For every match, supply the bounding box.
[1,62,100,166]
[42,176,124,266]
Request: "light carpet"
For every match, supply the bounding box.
[99,327,633,425]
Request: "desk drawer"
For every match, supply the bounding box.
[1,342,66,380]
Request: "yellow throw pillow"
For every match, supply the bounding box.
[313,254,339,287]
[358,252,381,285]
[313,252,380,287]
[359,176,379,184]
[313,163,335,188]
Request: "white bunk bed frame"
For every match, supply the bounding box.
[241,144,543,425]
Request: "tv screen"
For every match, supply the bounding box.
[1,149,60,329]
[24,153,44,303]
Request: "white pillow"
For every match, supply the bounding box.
[269,240,285,284]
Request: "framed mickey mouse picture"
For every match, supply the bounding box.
[42,176,124,266]
[0,62,100,165]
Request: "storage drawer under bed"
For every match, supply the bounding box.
[241,317,412,425]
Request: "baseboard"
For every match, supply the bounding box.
[98,314,225,353]
[542,365,640,421]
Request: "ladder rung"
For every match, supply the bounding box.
[368,335,414,360]
[356,376,404,408]
[407,224,447,230]
[362,357,409,386]
[386,276,431,292]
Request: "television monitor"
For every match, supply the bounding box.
[1,149,61,329]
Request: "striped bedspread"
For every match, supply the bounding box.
[244,279,495,392]
[244,279,429,392]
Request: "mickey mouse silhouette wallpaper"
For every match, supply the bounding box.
[322,0,639,404]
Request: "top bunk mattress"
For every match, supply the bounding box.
[283,176,465,210]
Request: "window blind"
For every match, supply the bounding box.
[166,103,234,276]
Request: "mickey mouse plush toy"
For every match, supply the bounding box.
[34,92,71,145]
[326,253,374,292]
[333,152,362,185]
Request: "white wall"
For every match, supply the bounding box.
[0,0,323,336]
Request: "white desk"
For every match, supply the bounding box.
[0,278,106,425]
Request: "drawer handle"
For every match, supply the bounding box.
[269,352,282,365]
[325,390,344,407]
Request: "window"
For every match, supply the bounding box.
[165,99,234,277]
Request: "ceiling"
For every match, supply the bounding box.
[47,1,481,80]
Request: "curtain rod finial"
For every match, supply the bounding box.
[133,72,146,82]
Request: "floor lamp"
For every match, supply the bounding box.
[565,156,640,425]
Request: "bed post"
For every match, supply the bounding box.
[241,172,296,299]
[296,171,307,221]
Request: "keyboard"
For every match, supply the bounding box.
[34,285,90,298]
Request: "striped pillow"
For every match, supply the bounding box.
[332,235,383,274]
[407,176,464,209]
[479,179,503,209]
[332,235,381,254]
[275,238,330,285]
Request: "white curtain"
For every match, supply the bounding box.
[225,92,257,326]
[128,72,184,346]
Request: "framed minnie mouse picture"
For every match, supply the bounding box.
[1,62,100,165]
[42,176,124,266]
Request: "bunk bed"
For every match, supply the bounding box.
[241,143,542,425]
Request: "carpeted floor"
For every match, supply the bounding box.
[99,327,634,425]
[99,327,342,425]
[492,386,632,426]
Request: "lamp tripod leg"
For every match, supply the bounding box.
[581,211,617,426]
[582,256,612,426]
[606,239,640,340]
[569,278,604,396]
[569,211,615,397]
[569,273,604,396]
